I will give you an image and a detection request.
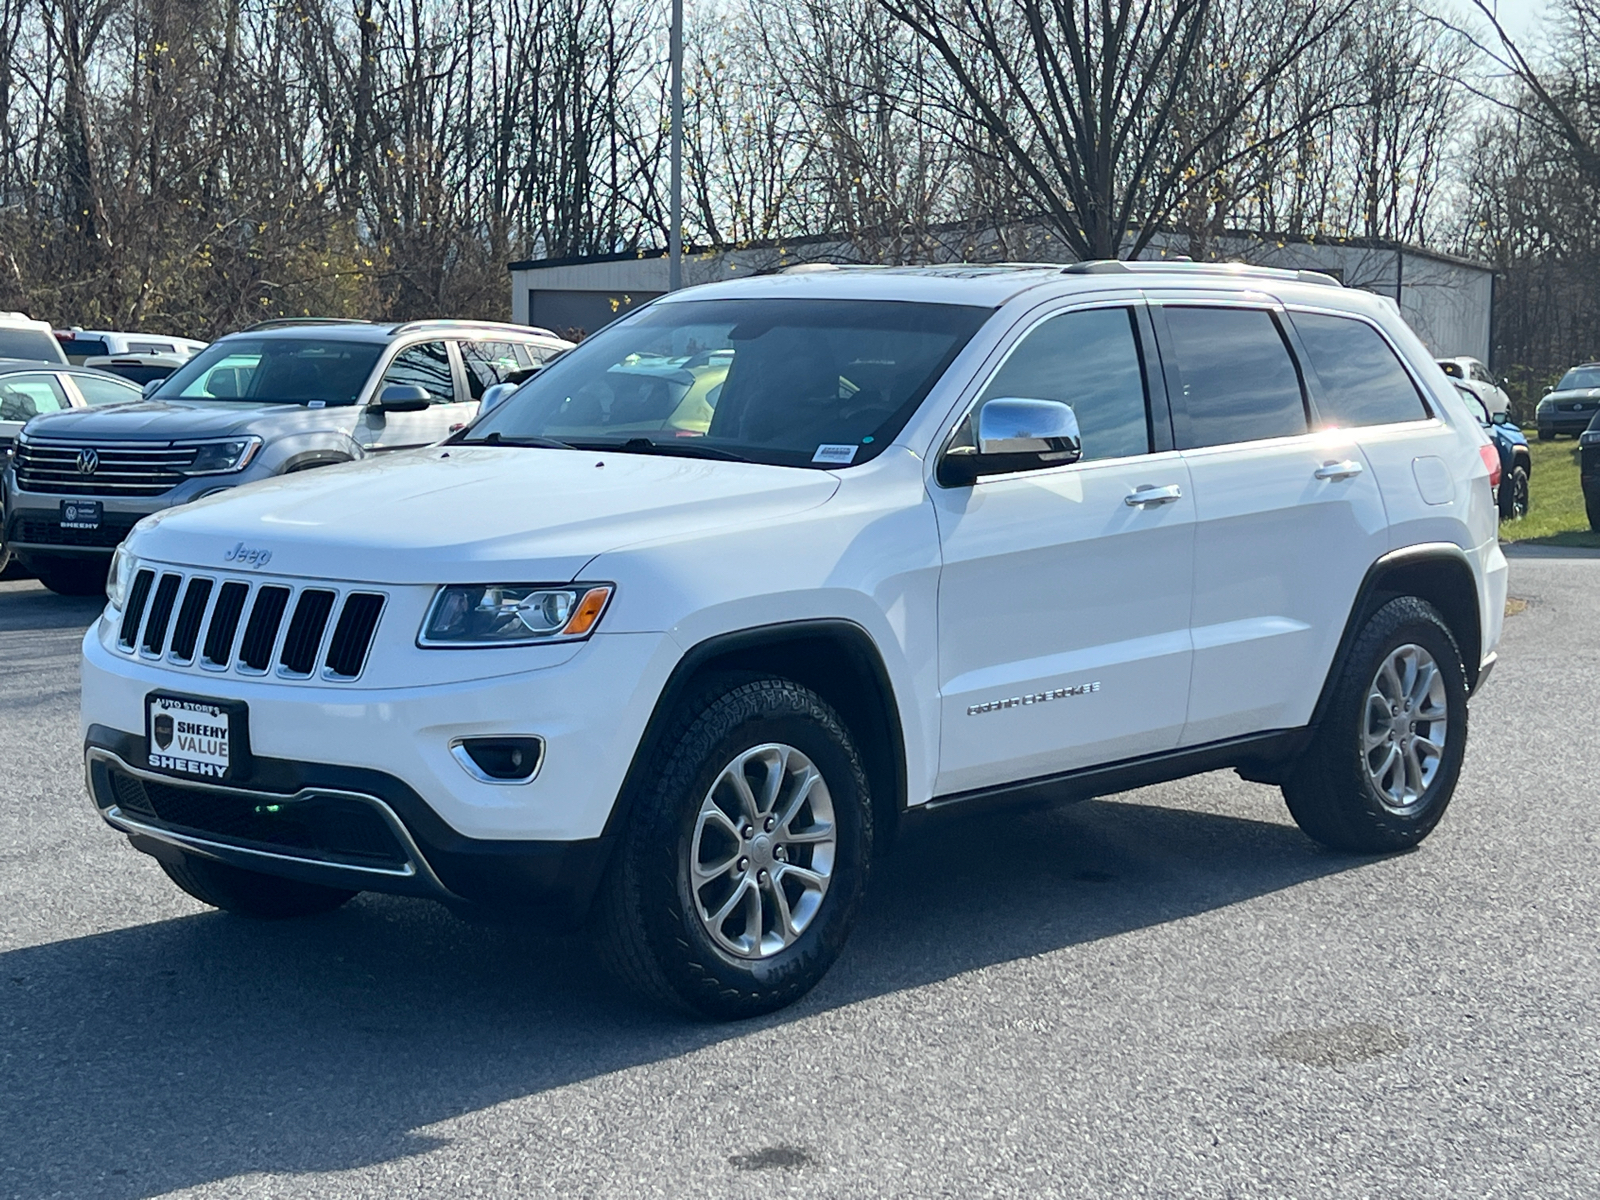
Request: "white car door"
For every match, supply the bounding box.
[930,302,1196,797]
[358,340,461,451]
[1151,299,1389,745]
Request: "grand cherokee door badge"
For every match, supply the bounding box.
[967,681,1100,716]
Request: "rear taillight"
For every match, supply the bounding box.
[1479,443,1502,489]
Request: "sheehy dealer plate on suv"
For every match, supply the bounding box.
[146,694,235,780]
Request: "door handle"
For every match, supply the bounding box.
[1124,483,1183,507]
[1314,459,1364,481]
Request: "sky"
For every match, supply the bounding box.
[1481,0,1549,43]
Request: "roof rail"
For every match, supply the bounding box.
[386,318,561,338]
[1062,260,1342,287]
[244,317,376,332]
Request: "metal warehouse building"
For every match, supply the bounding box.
[509,228,1494,362]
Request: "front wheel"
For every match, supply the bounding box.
[1499,461,1530,521]
[596,676,872,1019]
[1283,597,1468,853]
[160,853,357,918]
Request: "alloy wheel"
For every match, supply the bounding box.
[1362,643,1449,813]
[690,742,837,959]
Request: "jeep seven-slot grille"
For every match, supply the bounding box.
[115,568,384,681]
[14,442,200,496]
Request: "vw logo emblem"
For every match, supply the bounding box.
[75,448,99,474]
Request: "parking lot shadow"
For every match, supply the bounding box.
[0,580,105,633]
[0,789,1362,1197]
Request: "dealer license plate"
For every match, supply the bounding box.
[147,694,232,780]
[60,499,101,529]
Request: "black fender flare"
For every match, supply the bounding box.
[601,618,910,850]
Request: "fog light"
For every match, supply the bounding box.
[450,736,544,784]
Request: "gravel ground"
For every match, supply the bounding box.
[1,552,1596,1199]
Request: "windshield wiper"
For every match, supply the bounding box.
[585,437,751,462]
[466,431,574,450]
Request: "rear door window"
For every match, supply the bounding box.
[72,372,145,406]
[0,373,69,421]
[1290,312,1430,428]
[1161,307,1307,448]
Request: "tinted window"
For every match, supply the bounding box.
[156,339,384,405]
[460,340,525,398]
[0,373,68,421]
[1292,313,1429,427]
[382,342,455,403]
[60,337,109,359]
[967,307,1149,462]
[1164,307,1306,447]
[126,341,175,354]
[72,372,145,406]
[0,328,65,363]
[467,299,989,469]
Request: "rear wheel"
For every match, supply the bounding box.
[1283,597,1468,853]
[1499,461,1529,521]
[1587,489,1600,533]
[160,853,357,918]
[1538,429,1554,441]
[596,676,872,1019]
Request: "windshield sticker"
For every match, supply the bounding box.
[812,444,858,465]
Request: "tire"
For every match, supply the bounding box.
[1538,429,1554,441]
[1587,490,1600,533]
[1283,597,1468,854]
[596,676,873,1020]
[0,509,12,577]
[160,853,357,918]
[1499,461,1529,521]
[30,555,109,596]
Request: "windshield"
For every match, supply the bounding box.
[1556,366,1600,391]
[464,298,992,467]
[152,338,384,406]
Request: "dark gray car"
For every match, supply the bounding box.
[1535,363,1600,439]
[3,319,570,594]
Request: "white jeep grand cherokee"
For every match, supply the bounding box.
[82,262,1507,1018]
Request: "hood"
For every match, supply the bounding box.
[126,445,841,583]
[1542,388,1600,404]
[23,399,342,441]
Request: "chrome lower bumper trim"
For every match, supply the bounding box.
[86,747,458,899]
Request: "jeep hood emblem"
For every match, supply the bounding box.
[224,542,272,568]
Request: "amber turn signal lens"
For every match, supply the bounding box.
[561,586,612,636]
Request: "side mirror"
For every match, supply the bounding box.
[941,398,1081,486]
[373,383,431,413]
[478,381,517,416]
[141,380,160,398]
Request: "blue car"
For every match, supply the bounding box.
[1455,382,1530,520]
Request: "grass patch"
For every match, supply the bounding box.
[1498,436,1600,546]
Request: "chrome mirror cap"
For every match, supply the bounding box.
[977,397,1082,458]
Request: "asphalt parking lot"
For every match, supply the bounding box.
[2,552,1598,1199]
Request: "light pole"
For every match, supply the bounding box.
[668,0,683,291]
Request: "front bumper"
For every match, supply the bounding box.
[2,460,270,562]
[1536,408,1596,435]
[82,616,679,844]
[85,733,613,920]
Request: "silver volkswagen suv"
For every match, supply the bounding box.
[3,318,571,593]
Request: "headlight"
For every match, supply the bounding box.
[180,437,262,475]
[1581,430,1600,446]
[419,583,613,646]
[107,545,137,611]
